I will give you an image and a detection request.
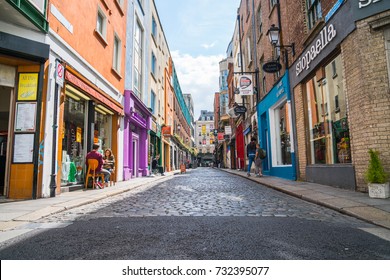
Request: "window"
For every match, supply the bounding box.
[271,100,292,166]
[270,0,278,9]
[152,16,157,40]
[134,21,143,97]
[247,37,252,64]
[257,6,263,35]
[306,0,322,29]
[306,55,350,164]
[150,90,156,113]
[96,7,107,39]
[28,0,45,14]
[151,52,157,76]
[113,34,121,73]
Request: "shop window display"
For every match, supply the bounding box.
[306,55,351,164]
[272,100,292,166]
[62,96,85,184]
[94,110,112,152]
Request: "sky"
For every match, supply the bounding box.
[155,0,240,119]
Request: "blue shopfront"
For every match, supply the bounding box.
[257,72,296,180]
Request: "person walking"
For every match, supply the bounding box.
[246,137,257,176]
[255,143,263,177]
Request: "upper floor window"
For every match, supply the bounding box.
[28,0,45,14]
[134,21,143,97]
[150,90,156,113]
[306,0,322,29]
[257,6,263,35]
[151,52,157,76]
[96,7,107,40]
[113,33,122,73]
[270,0,278,9]
[152,16,157,40]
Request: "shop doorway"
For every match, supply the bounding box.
[0,86,12,196]
[132,133,139,177]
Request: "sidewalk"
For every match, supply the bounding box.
[0,168,389,243]
[222,169,390,230]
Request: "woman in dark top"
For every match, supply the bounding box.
[103,148,115,185]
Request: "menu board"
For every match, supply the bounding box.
[15,102,36,132]
[13,134,34,163]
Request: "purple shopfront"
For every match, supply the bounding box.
[123,90,152,179]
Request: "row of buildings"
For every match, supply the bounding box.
[214,0,390,192]
[0,0,194,199]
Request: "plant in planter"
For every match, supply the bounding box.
[365,149,389,198]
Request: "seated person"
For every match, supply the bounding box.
[152,154,165,176]
[103,148,115,184]
[86,143,110,188]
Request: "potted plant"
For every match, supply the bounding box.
[365,149,389,198]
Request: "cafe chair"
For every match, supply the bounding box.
[85,159,105,189]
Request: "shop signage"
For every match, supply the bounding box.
[162,126,172,137]
[234,105,247,114]
[238,75,254,95]
[325,0,344,22]
[55,61,64,87]
[65,71,123,114]
[289,0,355,88]
[17,73,38,101]
[295,24,337,77]
[262,61,282,73]
[354,0,387,21]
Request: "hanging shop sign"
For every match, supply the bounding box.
[55,61,65,87]
[234,105,247,114]
[162,126,172,137]
[238,75,254,95]
[262,61,282,73]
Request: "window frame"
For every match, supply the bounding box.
[113,33,122,74]
[96,6,107,40]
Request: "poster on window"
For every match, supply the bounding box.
[13,134,34,163]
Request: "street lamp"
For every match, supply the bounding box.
[266,24,295,57]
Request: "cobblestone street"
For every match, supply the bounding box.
[41,168,371,228]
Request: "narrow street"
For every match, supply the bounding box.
[0,168,389,260]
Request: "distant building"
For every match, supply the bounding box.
[195,110,215,166]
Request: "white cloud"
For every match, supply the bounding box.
[201,41,217,49]
[171,50,224,119]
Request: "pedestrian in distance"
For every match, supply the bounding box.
[86,143,111,188]
[246,137,257,176]
[152,154,165,176]
[255,143,264,177]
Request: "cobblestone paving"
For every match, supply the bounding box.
[39,168,371,228]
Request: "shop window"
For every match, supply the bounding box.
[62,96,86,185]
[94,109,112,152]
[271,99,292,166]
[306,55,350,164]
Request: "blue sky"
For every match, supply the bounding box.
[155,0,240,119]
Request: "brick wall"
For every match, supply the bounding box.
[293,84,307,180]
[342,11,390,191]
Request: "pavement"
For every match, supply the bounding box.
[0,168,389,243]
